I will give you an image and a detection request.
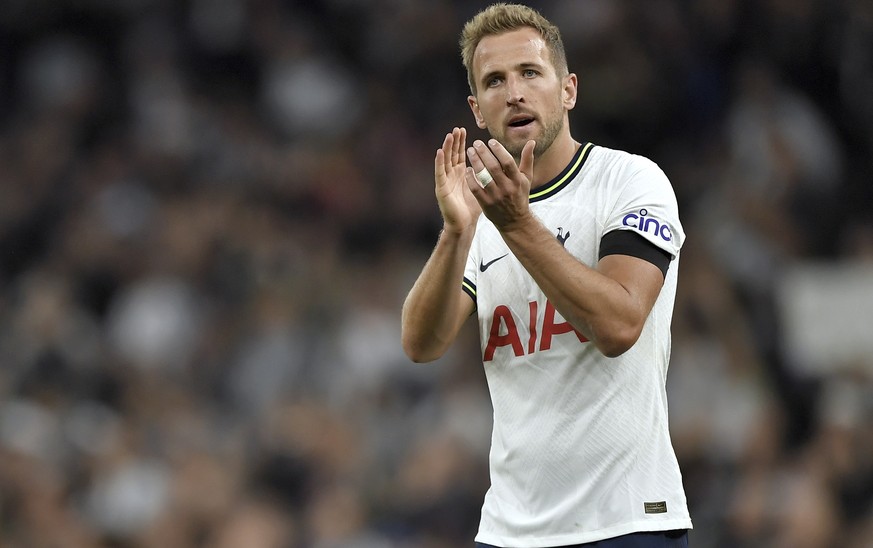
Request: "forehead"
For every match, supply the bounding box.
[473,27,550,76]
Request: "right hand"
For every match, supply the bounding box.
[435,127,481,234]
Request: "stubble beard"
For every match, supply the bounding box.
[500,112,564,161]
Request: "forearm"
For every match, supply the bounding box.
[500,216,647,357]
[401,227,476,362]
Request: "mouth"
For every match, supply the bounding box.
[507,115,536,128]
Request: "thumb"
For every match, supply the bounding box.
[519,140,536,183]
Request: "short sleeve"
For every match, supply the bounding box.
[602,157,684,259]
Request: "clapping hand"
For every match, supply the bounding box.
[434,127,482,234]
[465,138,536,233]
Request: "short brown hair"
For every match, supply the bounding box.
[460,3,568,94]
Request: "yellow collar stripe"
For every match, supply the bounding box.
[529,142,592,201]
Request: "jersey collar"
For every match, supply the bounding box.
[529,142,593,203]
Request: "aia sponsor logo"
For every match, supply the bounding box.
[484,299,588,361]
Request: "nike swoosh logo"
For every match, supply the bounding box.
[479,253,509,272]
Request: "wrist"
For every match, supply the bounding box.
[440,223,476,242]
[497,212,538,236]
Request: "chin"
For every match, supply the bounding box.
[500,136,532,158]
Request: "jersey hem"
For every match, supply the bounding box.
[474,518,693,548]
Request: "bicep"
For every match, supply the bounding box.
[597,229,671,317]
[596,253,665,320]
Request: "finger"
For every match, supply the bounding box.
[435,133,452,178]
[518,140,536,183]
[445,127,457,166]
[486,138,520,177]
[464,165,486,194]
[454,127,466,165]
[466,143,498,190]
[465,142,486,174]
[468,140,502,178]
[435,147,446,182]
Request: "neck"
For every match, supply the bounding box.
[530,130,579,187]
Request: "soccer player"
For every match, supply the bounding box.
[401,3,692,547]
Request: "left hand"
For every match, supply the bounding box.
[465,138,537,232]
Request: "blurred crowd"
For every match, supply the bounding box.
[1,0,872,546]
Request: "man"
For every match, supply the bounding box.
[401,4,692,547]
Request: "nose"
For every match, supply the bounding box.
[505,75,524,104]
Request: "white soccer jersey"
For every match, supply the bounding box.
[463,143,692,547]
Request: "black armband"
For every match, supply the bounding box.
[599,230,672,278]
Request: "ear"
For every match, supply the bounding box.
[562,73,578,111]
[467,95,487,129]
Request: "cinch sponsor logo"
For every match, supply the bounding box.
[622,209,672,241]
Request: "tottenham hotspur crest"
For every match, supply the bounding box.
[556,227,570,247]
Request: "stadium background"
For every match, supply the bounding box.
[1,0,872,546]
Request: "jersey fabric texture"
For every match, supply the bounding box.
[462,143,692,547]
